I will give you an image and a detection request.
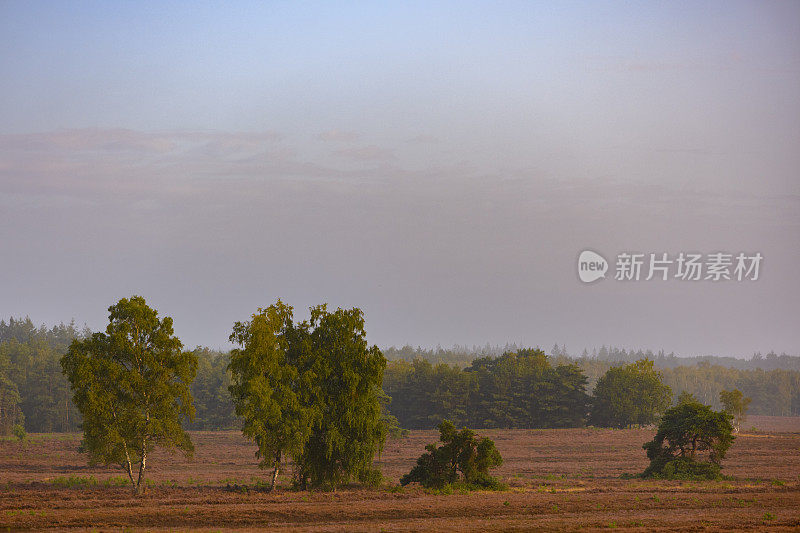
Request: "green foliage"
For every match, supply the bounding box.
[382,413,409,439]
[590,359,672,428]
[719,388,751,432]
[294,304,386,490]
[384,359,475,428]
[0,318,84,434]
[61,296,197,493]
[676,391,697,405]
[104,476,131,487]
[384,349,590,429]
[49,475,98,488]
[0,347,24,436]
[642,399,734,480]
[660,362,798,416]
[647,458,722,480]
[228,301,320,490]
[12,423,26,441]
[467,350,589,429]
[377,388,409,439]
[229,301,386,491]
[187,348,238,430]
[400,420,503,490]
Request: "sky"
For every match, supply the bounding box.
[1,1,798,357]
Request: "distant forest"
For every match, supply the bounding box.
[1,317,799,434]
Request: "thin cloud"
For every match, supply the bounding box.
[0,129,177,154]
[405,134,440,145]
[0,129,282,156]
[318,129,360,142]
[335,145,395,161]
[0,128,388,203]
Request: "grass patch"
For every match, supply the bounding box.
[103,476,130,487]
[49,475,98,488]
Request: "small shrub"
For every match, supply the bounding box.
[12,424,26,442]
[763,512,776,521]
[400,420,503,491]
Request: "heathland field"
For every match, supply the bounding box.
[1,416,798,531]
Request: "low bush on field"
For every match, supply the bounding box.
[645,458,722,481]
[641,399,734,481]
[400,420,505,491]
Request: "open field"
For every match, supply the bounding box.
[1,415,799,531]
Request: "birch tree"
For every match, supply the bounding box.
[61,296,196,494]
[228,301,320,491]
[229,301,386,490]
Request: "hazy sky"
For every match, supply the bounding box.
[1,1,798,357]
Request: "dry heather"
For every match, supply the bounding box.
[0,415,798,531]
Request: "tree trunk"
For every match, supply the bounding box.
[122,442,136,489]
[135,443,147,494]
[269,450,281,492]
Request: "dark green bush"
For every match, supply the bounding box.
[641,399,733,480]
[400,420,503,490]
[645,457,722,480]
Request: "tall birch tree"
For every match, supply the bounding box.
[61,296,196,494]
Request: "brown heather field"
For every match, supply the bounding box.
[1,415,798,531]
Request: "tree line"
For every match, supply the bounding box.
[383,351,589,429]
[0,318,84,434]
[2,317,800,436]
[385,343,800,372]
